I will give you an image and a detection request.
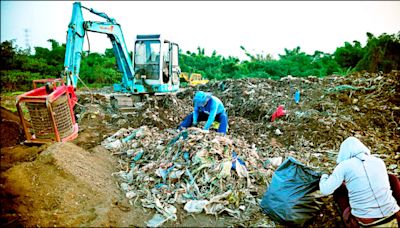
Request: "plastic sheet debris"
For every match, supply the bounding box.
[268,157,283,168]
[126,191,136,199]
[218,160,232,179]
[294,90,300,104]
[156,165,175,182]
[104,139,122,150]
[274,129,282,135]
[184,200,209,213]
[146,213,168,227]
[231,151,245,170]
[271,105,286,122]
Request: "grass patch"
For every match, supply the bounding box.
[2,91,25,96]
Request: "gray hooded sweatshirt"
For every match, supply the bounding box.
[319,137,399,218]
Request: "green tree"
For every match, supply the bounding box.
[334,40,365,69]
[356,32,400,72]
[0,40,16,70]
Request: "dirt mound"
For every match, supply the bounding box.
[1,142,152,227]
[0,107,26,147]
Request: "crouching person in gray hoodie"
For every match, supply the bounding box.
[319,136,400,228]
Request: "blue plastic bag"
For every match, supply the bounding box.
[294,90,300,104]
[231,151,245,170]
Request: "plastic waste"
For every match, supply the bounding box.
[164,204,177,220]
[218,160,232,178]
[168,130,189,146]
[146,213,168,227]
[126,149,135,157]
[231,151,248,178]
[204,203,225,215]
[104,139,122,150]
[122,128,144,143]
[120,182,132,192]
[260,156,322,226]
[294,90,300,104]
[274,129,283,135]
[155,183,166,189]
[271,105,286,122]
[130,149,144,169]
[269,157,283,167]
[184,200,209,213]
[157,165,175,182]
[122,133,136,143]
[183,151,190,163]
[231,151,245,170]
[133,149,144,161]
[234,160,248,178]
[169,170,185,180]
[126,191,136,199]
[114,170,134,183]
[219,81,225,91]
[185,168,201,196]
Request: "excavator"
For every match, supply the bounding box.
[179,72,209,86]
[63,2,181,110]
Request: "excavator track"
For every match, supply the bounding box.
[111,94,145,113]
[76,89,181,114]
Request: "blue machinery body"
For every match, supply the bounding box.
[63,2,180,97]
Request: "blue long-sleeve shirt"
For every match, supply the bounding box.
[193,96,225,130]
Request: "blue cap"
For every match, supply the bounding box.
[193,91,211,107]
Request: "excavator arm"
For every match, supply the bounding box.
[63,2,134,90]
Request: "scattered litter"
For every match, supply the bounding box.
[274,129,282,135]
[126,191,136,199]
[294,90,300,104]
[271,105,286,122]
[269,157,283,168]
[91,71,399,227]
[146,214,168,227]
[184,200,209,213]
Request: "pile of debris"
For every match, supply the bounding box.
[101,123,348,226]
[101,126,280,226]
[84,71,399,226]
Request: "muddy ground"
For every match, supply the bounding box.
[1,71,399,227]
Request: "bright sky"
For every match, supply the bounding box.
[1,1,399,60]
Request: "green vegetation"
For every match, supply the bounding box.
[1,32,399,92]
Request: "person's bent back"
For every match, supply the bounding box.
[319,136,399,226]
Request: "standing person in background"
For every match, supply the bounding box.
[319,136,400,227]
[178,91,228,135]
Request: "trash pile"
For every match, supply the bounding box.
[85,70,398,226]
[101,126,288,226]
[181,71,400,159]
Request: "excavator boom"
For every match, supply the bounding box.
[63,2,133,89]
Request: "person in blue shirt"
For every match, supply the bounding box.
[178,91,228,134]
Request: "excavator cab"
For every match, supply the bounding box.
[129,34,180,94]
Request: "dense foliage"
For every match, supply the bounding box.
[1,32,399,92]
